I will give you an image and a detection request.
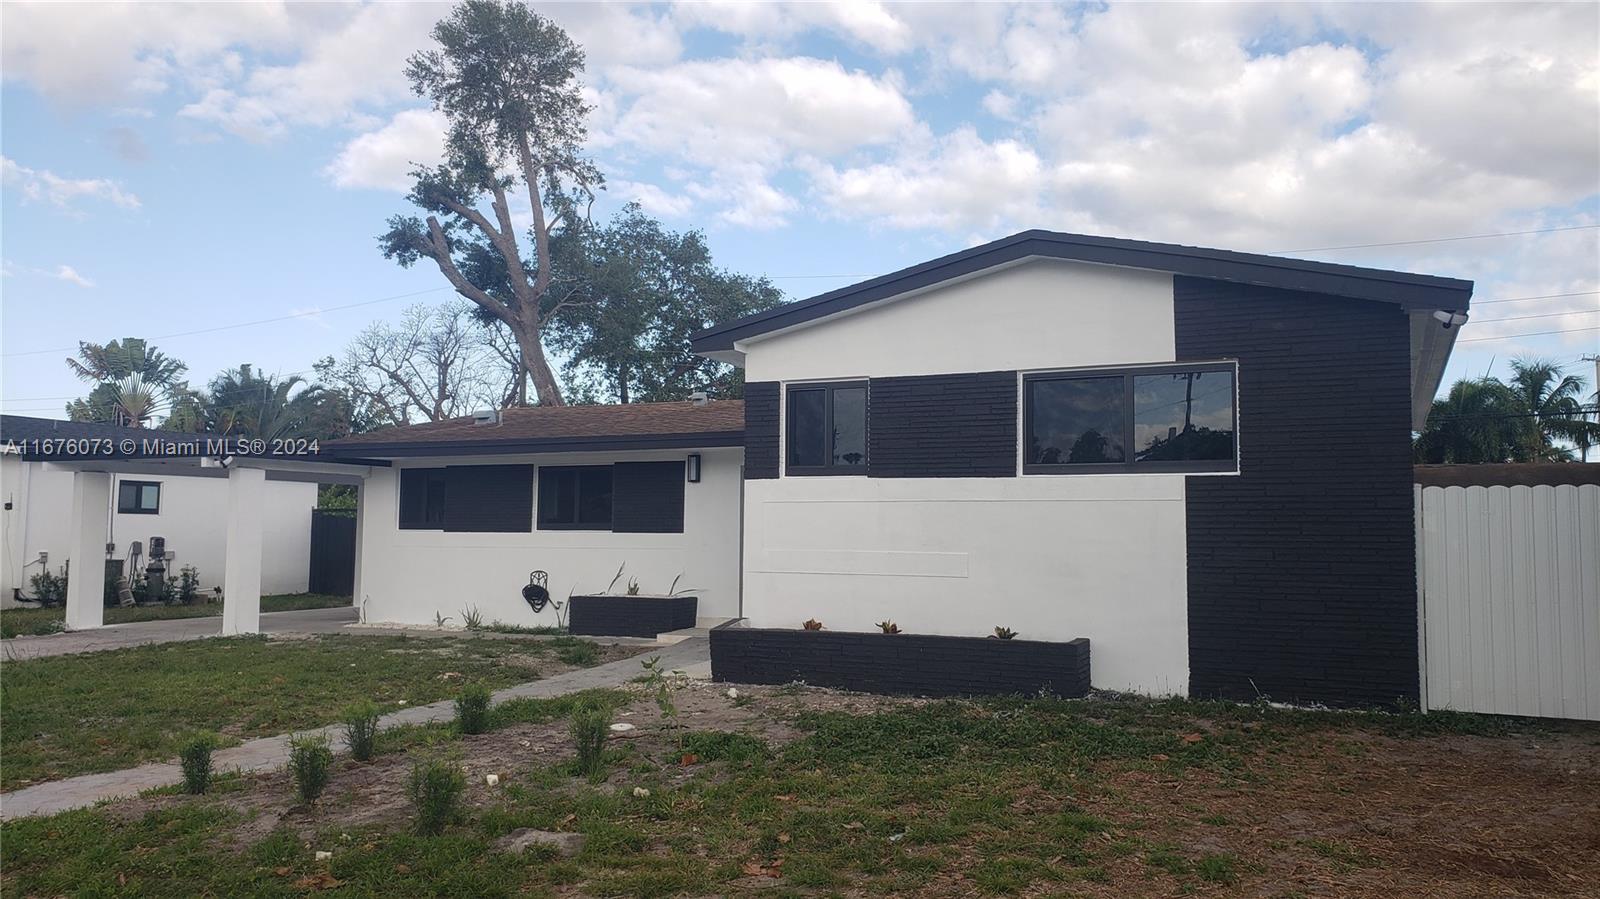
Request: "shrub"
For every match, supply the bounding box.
[571,706,610,781]
[177,566,201,605]
[341,701,381,762]
[802,618,823,631]
[178,733,218,794]
[287,734,333,803]
[460,605,484,630]
[28,566,68,606]
[877,620,901,634]
[408,758,465,835]
[455,683,491,735]
[992,626,1018,640]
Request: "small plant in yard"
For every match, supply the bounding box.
[459,605,484,630]
[408,757,465,835]
[178,732,218,794]
[639,656,682,751]
[287,734,333,803]
[625,577,641,596]
[1196,853,1238,884]
[433,611,453,628]
[177,566,202,605]
[455,682,491,735]
[570,705,610,782]
[802,618,823,630]
[992,626,1017,640]
[552,636,599,667]
[341,700,381,762]
[877,620,901,634]
[28,566,68,606]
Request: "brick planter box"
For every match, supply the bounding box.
[568,595,698,638]
[710,628,1091,698]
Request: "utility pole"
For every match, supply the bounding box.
[1582,354,1599,462]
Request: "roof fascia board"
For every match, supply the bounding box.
[322,429,745,458]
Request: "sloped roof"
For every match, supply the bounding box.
[690,229,1475,354]
[323,400,744,457]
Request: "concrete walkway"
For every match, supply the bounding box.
[0,636,708,820]
[0,606,360,660]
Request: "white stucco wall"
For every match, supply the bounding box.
[0,455,317,602]
[354,447,743,629]
[738,258,1193,695]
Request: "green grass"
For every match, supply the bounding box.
[0,632,609,790]
[0,692,1585,896]
[0,593,351,638]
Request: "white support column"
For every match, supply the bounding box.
[221,466,266,636]
[351,478,367,623]
[64,471,112,631]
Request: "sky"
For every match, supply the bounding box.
[2,1,1597,421]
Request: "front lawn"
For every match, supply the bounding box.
[2,682,1595,897]
[0,593,352,638]
[0,633,627,791]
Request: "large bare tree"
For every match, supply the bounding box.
[316,302,519,429]
[379,0,600,406]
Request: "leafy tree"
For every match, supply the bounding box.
[1413,378,1536,463]
[316,301,521,430]
[64,338,189,426]
[379,0,600,406]
[202,365,350,441]
[1507,357,1598,461]
[544,205,785,404]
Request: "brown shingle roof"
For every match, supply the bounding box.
[324,400,744,457]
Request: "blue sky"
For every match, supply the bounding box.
[2,1,1597,419]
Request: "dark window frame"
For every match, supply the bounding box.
[537,465,615,531]
[1023,362,1238,475]
[117,480,161,514]
[398,468,447,530]
[785,380,869,476]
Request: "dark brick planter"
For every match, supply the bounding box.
[711,628,1091,698]
[568,595,698,638]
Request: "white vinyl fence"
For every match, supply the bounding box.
[1416,482,1600,721]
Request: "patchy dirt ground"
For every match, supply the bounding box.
[82,682,1600,897]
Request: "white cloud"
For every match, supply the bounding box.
[2,157,141,212]
[609,179,694,218]
[325,109,448,191]
[53,265,95,288]
[671,1,912,54]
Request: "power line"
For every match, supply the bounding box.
[1471,309,1600,325]
[0,286,453,359]
[1432,406,1599,422]
[1273,224,1600,254]
[1472,290,1599,306]
[1457,325,1600,343]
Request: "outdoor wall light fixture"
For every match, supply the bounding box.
[686,453,702,483]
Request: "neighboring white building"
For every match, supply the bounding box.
[1,416,320,604]
[324,402,745,629]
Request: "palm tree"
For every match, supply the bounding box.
[1507,357,1598,461]
[202,365,349,440]
[64,338,189,426]
[1413,378,1535,463]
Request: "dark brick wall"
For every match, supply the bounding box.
[1174,276,1419,707]
[711,628,1091,698]
[568,595,698,638]
[612,461,686,533]
[744,381,780,479]
[867,371,1018,477]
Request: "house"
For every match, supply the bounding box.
[688,230,1472,707]
[1,415,321,605]
[323,402,745,628]
[21,229,1479,710]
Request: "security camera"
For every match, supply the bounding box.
[1432,310,1469,329]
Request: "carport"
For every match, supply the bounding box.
[4,422,381,635]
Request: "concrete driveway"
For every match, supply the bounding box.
[0,605,358,660]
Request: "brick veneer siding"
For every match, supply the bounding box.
[711,628,1091,698]
[744,381,780,479]
[1174,276,1419,707]
[867,371,1018,478]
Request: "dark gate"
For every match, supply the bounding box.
[308,509,357,596]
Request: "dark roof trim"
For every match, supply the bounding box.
[319,430,745,459]
[691,230,1475,353]
[1415,463,1600,489]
